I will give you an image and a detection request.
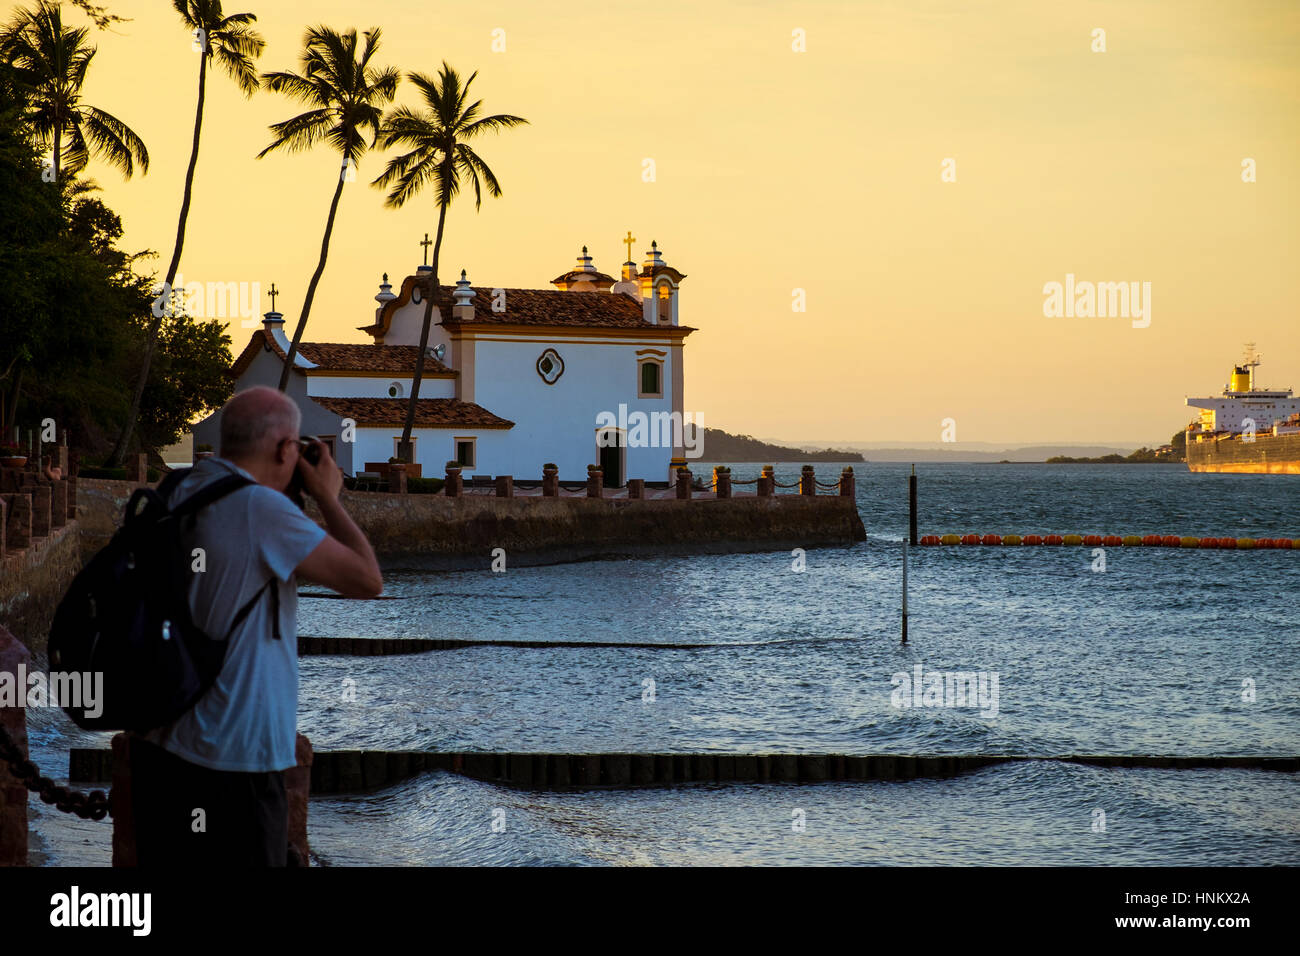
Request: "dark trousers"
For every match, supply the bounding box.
[129,736,288,867]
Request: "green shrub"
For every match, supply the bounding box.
[407,476,445,495]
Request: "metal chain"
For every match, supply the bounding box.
[0,722,111,821]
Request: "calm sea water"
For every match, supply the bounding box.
[26,463,1300,865]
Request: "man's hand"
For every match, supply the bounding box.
[297,439,342,501]
[293,439,383,598]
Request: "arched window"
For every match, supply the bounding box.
[638,357,663,398]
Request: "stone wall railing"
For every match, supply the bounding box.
[436,464,857,500]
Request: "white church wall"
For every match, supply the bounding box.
[306,375,455,400]
[469,337,678,481]
[382,300,452,353]
[193,344,353,472]
[350,427,514,474]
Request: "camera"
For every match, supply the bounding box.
[287,436,323,509]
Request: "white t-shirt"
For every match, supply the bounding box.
[144,457,326,772]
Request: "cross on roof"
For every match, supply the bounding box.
[623,230,636,263]
[420,233,432,266]
[268,283,278,312]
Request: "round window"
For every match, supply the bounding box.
[536,348,564,384]
[388,382,404,398]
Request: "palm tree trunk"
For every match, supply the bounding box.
[399,198,448,461]
[108,52,207,466]
[51,123,60,188]
[277,164,348,392]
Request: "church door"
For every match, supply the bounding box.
[599,432,623,487]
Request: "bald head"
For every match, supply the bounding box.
[220,386,301,463]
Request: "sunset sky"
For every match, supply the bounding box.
[52,0,1300,445]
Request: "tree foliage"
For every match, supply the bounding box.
[0,76,231,459]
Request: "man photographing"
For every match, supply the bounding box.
[131,386,382,866]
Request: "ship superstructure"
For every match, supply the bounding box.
[1186,346,1300,473]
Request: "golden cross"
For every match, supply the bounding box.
[623,230,636,263]
[420,233,432,266]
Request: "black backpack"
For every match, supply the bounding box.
[48,469,279,732]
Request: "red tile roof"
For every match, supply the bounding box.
[360,276,697,338]
[441,286,647,326]
[309,397,514,429]
[230,330,456,378]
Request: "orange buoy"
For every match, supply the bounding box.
[1003,534,1022,545]
[919,535,941,546]
[1083,535,1103,546]
[961,534,981,546]
[1160,535,1180,547]
[1256,538,1274,549]
[1103,535,1122,547]
[981,533,1001,546]
[1277,539,1295,550]
[1044,534,1064,546]
[1023,534,1043,545]
[1199,537,1218,549]
[1220,537,1237,549]
[1141,535,1161,546]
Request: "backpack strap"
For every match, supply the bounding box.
[224,577,282,641]
[154,468,189,502]
[171,473,255,518]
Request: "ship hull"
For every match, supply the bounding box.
[1186,432,1300,474]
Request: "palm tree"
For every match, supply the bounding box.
[258,26,398,392]
[372,62,527,461]
[1,0,148,183]
[108,1,263,466]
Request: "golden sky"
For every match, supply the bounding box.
[55,0,1300,445]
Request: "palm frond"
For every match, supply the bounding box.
[460,113,529,138]
[77,104,150,176]
[257,106,332,157]
[259,25,396,165]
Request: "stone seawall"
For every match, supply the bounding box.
[0,523,81,656]
[309,492,867,569]
[71,477,868,569]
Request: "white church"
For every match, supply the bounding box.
[191,240,695,485]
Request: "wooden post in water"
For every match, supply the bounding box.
[901,539,909,644]
[909,464,918,546]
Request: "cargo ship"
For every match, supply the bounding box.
[1186,348,1300,474]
